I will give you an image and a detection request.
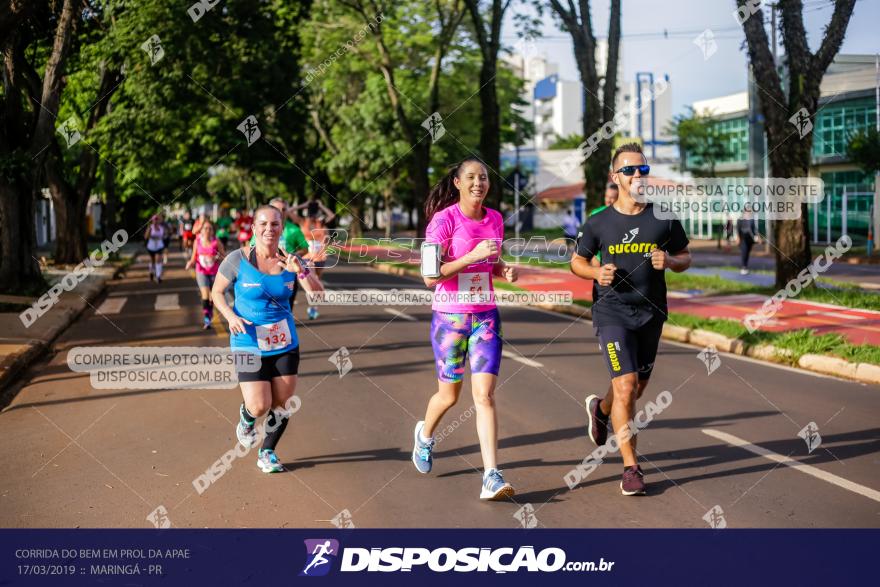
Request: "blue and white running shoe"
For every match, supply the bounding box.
[411,421,434,474]
[480,468,514,500]
[236,419,258,449]
[256,449,283,473]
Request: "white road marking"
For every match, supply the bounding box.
[501,350,543,368]
[384,308,417,321]
[109,286,194,297]
[703,428,880,504]
[154,294,180,311]
[95,297,127,315]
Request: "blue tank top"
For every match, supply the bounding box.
[230,250,299,356]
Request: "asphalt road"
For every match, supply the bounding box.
[0,252,877,529]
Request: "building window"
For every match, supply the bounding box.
[813,169,876,243]
[685,116,749,169]
[812,97,877,158]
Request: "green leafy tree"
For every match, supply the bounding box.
[846,127,880,174]
[335,0,466,232]
[549,133,586,150]
[548,0,621,210]
[1,0,80,291]
[667,107,731,178]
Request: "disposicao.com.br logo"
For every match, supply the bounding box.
[301,539,340,577]
[301,540,615,574]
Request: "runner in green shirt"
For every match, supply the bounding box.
[589,182,619,217]
[216,207,234,247]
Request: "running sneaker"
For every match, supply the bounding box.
[480,468,515,501]
[620,465,646,496]
[585,394,610,446]
[257,449,283,473]
[307,307,319,320]
[202,316,212,330]
[236,419,258,449]
[411,421,434,474]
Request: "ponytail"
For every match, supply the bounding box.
[424,157,486,224]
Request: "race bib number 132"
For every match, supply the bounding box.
[256,319,292,352]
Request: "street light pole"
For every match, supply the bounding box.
[872,53,879,256]
[514,142,521,243]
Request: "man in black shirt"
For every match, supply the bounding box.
[570,143,691,496]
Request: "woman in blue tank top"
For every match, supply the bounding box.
[212,204,307,473]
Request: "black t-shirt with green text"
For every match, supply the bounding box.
[576,203,689,328]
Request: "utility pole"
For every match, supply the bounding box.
[762,2,779,251]
[514,142,521,243]
[747,64,768,247]
[872,53,879,255]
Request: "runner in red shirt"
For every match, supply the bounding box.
[180,210,196,255]
[234,209,254,247]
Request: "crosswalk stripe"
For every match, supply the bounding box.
[109,286,194,297]
[154,294,180,311]
[95,297,127,315]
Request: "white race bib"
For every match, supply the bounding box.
[458,272,491,304]
[256,319,292,352]
[198,254,215,269]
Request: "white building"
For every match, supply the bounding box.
[617,73,675,161]
[532,73,582,149]
[503,53,581,150]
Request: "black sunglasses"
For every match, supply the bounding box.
[614,164,650,176]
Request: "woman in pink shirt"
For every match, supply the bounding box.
[411,158,519,501]
[186,220,225,329]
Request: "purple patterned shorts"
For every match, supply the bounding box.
[430,309,503,383]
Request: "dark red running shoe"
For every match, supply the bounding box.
[620,465,646,496]
[585,394,610,446]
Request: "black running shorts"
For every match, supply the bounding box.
[595,317,664,380]
[236,347,300,383]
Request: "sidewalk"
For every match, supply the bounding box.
[345,244,880,347]
[0,253,133,397]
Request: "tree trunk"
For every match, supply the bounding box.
[768,143,813,285]
[102,160,118,237]
[45,159,89,264]
[464,0,504,209]
[411,148,430,234]
[551,0,621,210]
[383,189,393,239]
[478,59,501,207]
[0,0,80,292]
[0,180,45,293]
[738,0,855,288]
[348,200,364,238]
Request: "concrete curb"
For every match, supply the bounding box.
[367,260,879,386]
[0,258,130,396]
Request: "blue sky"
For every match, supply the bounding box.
[501,0,880,116]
